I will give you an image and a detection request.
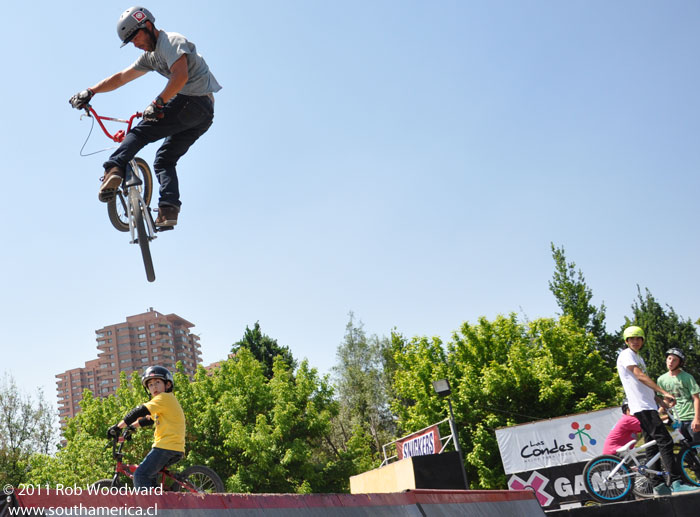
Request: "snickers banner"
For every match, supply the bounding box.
[396,424,442,460]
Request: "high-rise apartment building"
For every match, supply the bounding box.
[56,308,202,425]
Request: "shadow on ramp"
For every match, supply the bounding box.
[13,488,547,516]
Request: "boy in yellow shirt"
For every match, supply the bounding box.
[107,366,185,488]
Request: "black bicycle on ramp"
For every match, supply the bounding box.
[77,104,172,283]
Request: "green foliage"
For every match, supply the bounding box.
[625,286,700,380]
[330,313,396,467]
[26,433,112,486]
[212,351,340,493]
[231,322,297,379]
[0,374,58,487]
[390,314,619,489]
[549,243,619,366]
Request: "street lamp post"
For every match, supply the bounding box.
[433,378,469,490]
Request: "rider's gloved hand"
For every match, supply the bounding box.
[69,88,94,109]
[143,97,165,121]
[106,424,121,439]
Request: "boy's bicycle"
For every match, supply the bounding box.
[92,427,225,494]
[78,105,166,283]
[582,413,700,503]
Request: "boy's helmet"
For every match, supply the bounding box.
[141,365,173,393]
[117,7,155,47]
[623,326,645,341]
[666,348,686,366]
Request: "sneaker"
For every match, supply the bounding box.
[155,205,179,227]
[98,167,124,202]
[671,480,700,494]
[653,484,672,496]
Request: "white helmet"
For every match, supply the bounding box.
[117,7,155,47]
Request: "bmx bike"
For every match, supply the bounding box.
[582,415,700,503]
[92,426,225,494]
[79,105,169,283]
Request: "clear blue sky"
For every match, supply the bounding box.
[3,2,700,405]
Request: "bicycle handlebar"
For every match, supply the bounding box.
[83,104,142,143]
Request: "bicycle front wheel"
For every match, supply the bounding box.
[583,455,633,503]
[680,444,700,486]
[90,478,124,490]
[179,465,225,493]
[129,188,155,283]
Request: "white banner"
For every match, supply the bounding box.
[495,407,621,474]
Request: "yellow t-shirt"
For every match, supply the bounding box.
[144,392,185,452]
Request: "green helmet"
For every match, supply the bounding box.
[623,326,645,341]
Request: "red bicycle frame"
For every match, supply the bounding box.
[108,433,197,493]
[86,105,143,143]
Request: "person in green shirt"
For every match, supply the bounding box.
[657,348,700,443]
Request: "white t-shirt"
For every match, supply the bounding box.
[617,348,658,413]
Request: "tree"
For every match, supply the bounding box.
[549,243,619,366]
[625,286,700,380]
[231,322,297,379]
[0,374,59,486]
[390,314,619,489]
[330,313,396,467]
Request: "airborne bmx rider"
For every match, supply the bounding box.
[69,6,221,228]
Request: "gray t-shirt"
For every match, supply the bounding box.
[133,30,222,97]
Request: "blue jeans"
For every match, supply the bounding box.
[133,447,184,488]
[104,94,214,208]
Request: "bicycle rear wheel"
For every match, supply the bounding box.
[107,157,153,232]
[108,192,129,232]
[179,465,225,493]
[680,444,700,486]
[129,188,155,283]
[582,455,633,503]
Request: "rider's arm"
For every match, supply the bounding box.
[138,417,154,428]
[627,365,676,406]
[112,404,152,431]
[692,393,700,432]
[157,54,189,104]
[89,65,147,95]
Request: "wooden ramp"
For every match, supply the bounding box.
[8,489,545,516]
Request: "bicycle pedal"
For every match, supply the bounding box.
[155,225,174,232]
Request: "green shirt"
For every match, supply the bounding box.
[657,370,700,422]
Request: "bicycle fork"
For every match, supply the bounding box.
[124,160,157,244]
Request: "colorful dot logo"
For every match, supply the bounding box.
[569,421,596,452]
